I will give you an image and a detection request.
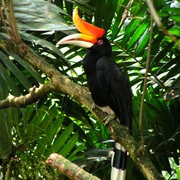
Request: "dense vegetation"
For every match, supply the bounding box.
[0,0,179,179]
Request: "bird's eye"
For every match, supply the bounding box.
[97,39,104,46]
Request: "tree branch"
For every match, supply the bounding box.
[46,153,100,180]
[0,83,54,109]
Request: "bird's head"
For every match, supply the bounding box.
[57,7,110,52]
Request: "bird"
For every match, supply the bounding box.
[57,7,132,180]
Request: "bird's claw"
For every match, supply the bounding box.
[103,114,116,125]
[91,102,96,110]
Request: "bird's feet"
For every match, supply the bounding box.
[91,104,117,125]
[90,102,96,110]
[103,113,117,125]
[99,106,116,125]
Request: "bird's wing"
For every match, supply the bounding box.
[96,57,132,180]
[96,57,132,128]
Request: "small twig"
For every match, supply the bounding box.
[1,0,9,22]
[118,0,135,28]
[146,0,180,49]
[139,16,153,152]
[5,158,13,180]
[46,153,100,180]
[8,0,21,42]
[0,4,11,37]
[1,0,21,42]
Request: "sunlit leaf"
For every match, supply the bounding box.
[14,0,74,31]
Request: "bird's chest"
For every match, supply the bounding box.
[83,60,99,93]
[83,59,107,106]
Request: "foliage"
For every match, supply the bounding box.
[0,0,179,179]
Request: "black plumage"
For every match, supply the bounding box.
[83,37,132,129]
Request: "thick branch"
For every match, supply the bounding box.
[0,83,54,109]
[46,153,100,180]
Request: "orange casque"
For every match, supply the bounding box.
[73,7,105,43]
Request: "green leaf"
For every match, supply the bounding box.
[121,19,141,46]
[163,7,180,15]
[176,167,180,180]
[103,0,119,31]
[14,0,74,31]
[95,0,106,27]
[59,132,78,157]
[170,15,180,24]
[51,122,74,151]
[20,32,67,60]
[0,62,20,96]
[9,53,43,83]
[151,42,174,68]
[136,32,150,56]
[111,0,130,39]
[68,144,85,161]
[0,51,31,90]
[0,109,13,157]
[169,27,180,37]
[36,114,65,155]
[120,5,147,46]
[128,21,149,49]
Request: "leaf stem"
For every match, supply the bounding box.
[139,16,153,151]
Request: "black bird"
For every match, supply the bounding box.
[57,7,132,180]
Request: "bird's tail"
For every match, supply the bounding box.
[111,142,127,180]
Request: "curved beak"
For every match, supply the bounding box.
[57,33,95,48]
[57,7,105,48]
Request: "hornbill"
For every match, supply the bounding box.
[57,7,132,180]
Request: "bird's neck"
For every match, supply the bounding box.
[82,50,99,75]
